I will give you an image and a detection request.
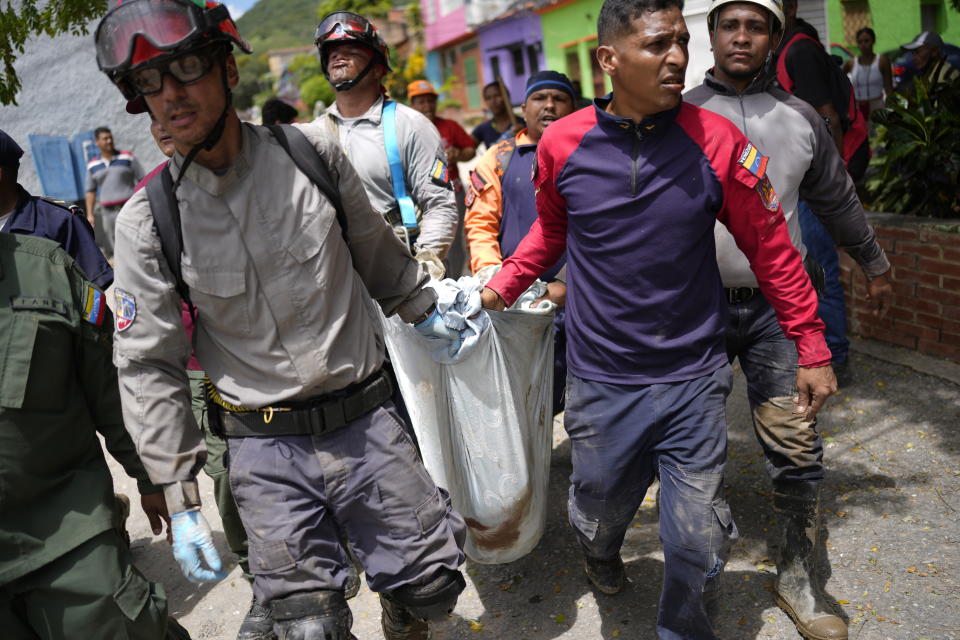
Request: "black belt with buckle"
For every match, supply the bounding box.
[725,287,762,304]
[220,370,392,438]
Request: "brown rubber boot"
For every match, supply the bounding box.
[379,595,430,640]
[773,481,848,640]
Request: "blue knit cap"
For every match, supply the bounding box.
[524,71,576,101]
[0,128,24,167]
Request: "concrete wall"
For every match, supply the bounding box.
[841,214,960,363]
[0,21,166,199]
[477,12,544,105]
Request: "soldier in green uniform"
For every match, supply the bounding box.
[0,232,191,639]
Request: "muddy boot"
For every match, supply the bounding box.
[237,596,276,640]
[582,550,625,595]
[380,595,430,640]
[113,493,131,547]
[773,481,847,640]
[271,591,355,640]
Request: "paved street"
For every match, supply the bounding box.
[109,338,960,640]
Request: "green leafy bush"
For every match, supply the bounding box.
[865,75,960,218]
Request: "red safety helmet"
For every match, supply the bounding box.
[96,0,251,98]
[315,11,391,73]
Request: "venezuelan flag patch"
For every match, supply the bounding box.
[82,285,106,326]
[431,158,448,183]
[737,142,769,179]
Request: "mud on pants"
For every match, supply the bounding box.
[225,400,467,626]
[563,366,739,640]
[723,291,825,485]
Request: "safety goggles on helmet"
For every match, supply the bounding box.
[314,11,390,71]
[96,0,250,76]
[315,12,376,44]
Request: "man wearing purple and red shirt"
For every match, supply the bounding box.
[480,0,836,637]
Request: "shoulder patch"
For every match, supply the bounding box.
[756,174,780,212]
[431,158,451,189]
[469,170,487,193]
[431,158,448,183]
[82,286,107,326]
[737,142,769,179]
[115,288,137,332]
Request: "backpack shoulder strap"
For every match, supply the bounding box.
[776,32,820,93]
[266,123,349,242]
[145,164,192,306]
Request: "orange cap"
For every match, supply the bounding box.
[407,79,437,99]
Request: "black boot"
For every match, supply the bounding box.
[773,481,847,640]
[237,596,276,640]
[582,551,625,595]
[380,595,430,640]
[270,591,355,640]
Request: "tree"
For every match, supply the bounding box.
[233,53,272,111]
[0,0,107,105]
[287,51,334,112]
[316,0,391,21]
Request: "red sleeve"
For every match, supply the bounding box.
[694,108,830,366]
[486,132,568,306]
[451,122,476,149]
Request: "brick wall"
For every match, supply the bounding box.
[839,214,960,362]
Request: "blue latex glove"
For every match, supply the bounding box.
[414,307,463,358]
[170,510,228,583]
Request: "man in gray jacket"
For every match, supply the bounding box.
[95,1,466,639]
[686,1,892,638]
[314,11,458,279]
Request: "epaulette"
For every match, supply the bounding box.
[39,196,84,217]
[493,137,518,177]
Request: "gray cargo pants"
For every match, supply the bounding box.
[226,400,466,605]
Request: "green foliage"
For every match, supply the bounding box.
[235,0,318,51]
[0,0,108,104]
[865,75,960,218]
[300,74,335,111]
[287,51,323,82]
[316,0,392,21]
[287,52,334,109]
[233,53,272,111]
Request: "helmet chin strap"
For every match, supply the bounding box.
[173,56,232,192]
[327,54,377,92]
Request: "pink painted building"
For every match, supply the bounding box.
[422,0,468,51]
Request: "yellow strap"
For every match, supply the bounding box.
[205,377,292,421]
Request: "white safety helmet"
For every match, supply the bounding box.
[707,0,785,33]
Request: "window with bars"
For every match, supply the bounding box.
[841,0,871,46]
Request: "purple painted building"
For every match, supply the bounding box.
[477,11,545,107]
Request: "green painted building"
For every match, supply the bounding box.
[534,0,721,100]
[826,0,960,55]
[537,0,610,100]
